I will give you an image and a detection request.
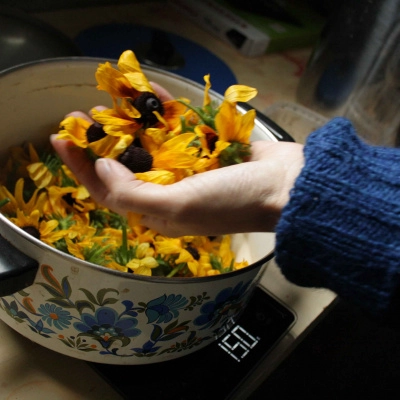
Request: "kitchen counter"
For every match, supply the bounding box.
[0,2,337,399]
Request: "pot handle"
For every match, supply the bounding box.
[0,234,39,297]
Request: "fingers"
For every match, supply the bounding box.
[64,111,94,123]
[93,158,145,213]
[51,135,166,218]
[50,135,107,201]
[89,105,108,117]
[64,105,108,123]
[94,157,177,217]
[150,81,174,101]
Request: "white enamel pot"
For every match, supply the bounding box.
[0,58,292,365]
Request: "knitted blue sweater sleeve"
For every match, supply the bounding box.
[275,117,400,318]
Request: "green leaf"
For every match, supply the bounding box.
[79,288,98,304]
[78,347,98,352]
[47,298,74,308]
[219,142,252,167]
[0,198,10,208]
[37,283,65,299]
[150,324,163,342]
[102,298,118,305]
[75,300,95,314]
[96,288,119,305]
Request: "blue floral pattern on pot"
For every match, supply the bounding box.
[0,264,253,360]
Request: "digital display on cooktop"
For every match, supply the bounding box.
[89,286,296,399]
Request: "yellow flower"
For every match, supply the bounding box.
[0,178,47,217]
[27,162,55,189]
[0,142,39,185]
[126,242,158,276]
[64,220,97,241]
[154,236,198,277]
[126,256,159,276]
[57,115,134,158]
[96,50,154,98]
[64,237,88,261]
[233,260,249,271]
[135,133,200,184]
[192,125,230,171]
[91,105,142,138]
[203,74,212,107]
[11,209,66,247]
[216,100,255,144]
[206,269,221,276]
[197,251,214,277]
[57,116,92,148]
[154,236,183,255]
[151,133,198,169]
[106,260,129,273]
[88,128,134,159]
[65,233,112,266]
[153,100,188,132]
[132,227,158,244]
[45,184,96,216]
[93,50,188,138]
[90,93,187,148]
[219,235,235,267]
[134,170,176,185]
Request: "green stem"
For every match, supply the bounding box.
[0,198,10,209]
[177,99,217,129]
[121,222,128,264]
[167,262,186,278]
[177,99,204,119]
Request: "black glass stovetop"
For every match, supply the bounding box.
[88,286,296,400]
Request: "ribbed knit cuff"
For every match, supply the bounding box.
[275,117,400,317]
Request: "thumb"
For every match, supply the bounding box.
[95,157,133,183]
[93,158,142,213]
[94,158,183,220]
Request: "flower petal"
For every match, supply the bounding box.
[134,170,176,185]
[224,84,257,103]
[95,61,133,98]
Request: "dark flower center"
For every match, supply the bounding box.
[131,92,164,126]
[86,122,107,143]
[205,130,218,153]
[133,137,143,147]
[62,193,75,206]
[186,245,200,260]
[22,226,40,239]
[118,144,153,173]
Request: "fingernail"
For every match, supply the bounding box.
[96,158,111,175]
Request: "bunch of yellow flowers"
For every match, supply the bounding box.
[0,50,258,278]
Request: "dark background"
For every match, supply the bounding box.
[251,298,400,399]
[0,0,339,15]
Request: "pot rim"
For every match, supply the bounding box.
[0,57,274,284]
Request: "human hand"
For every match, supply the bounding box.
[51,136,303,237]
[51,81,304,237]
